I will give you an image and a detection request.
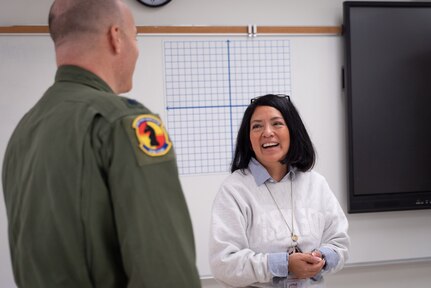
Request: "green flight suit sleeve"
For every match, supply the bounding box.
[93,113,201,288]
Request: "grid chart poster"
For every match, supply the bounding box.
[164,39,292,175]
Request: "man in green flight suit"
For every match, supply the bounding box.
[2,0,201,287]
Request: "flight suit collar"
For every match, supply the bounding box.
[55,65,114,93]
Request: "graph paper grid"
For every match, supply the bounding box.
[164,39,291,175]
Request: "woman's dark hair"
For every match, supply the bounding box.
[231,94,315,173]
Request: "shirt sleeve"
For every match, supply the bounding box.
[268,252,289,277]
[209,182,274,287]
[310,246,339,282]
[96,114,201,287]
[318,178,350,274]
[319,246,339,271]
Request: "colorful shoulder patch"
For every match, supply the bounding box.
[132,114,172,157]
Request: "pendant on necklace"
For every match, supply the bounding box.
[291,234,299,242]
[288,245,302,255]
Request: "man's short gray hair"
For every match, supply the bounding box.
[49,0,123,45]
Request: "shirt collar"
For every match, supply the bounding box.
[55,65,114,93]
[249,157,296,186]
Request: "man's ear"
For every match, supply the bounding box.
[109,25,121,54]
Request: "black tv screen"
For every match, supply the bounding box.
[344,1,431,213]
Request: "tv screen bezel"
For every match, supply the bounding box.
[343,1,431,213]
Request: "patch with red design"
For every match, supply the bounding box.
[132,114,172,157]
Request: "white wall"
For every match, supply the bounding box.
[1,0,346,26]
[0,0,411,26]
[1,1,430,288]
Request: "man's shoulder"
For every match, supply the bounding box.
[49,81,152,122]
[87,92,152,122]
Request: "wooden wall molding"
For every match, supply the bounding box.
[0,25,341,35]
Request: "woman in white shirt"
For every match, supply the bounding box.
[209,94,349,287]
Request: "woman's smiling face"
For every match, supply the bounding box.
[249,105,290,171]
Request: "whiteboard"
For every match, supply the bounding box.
[163,39,292,175]
[1,35,431,282]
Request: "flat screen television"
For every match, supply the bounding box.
[343,1,431,213]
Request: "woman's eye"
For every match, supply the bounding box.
[273,121,284,126]
[251,124,262,130]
